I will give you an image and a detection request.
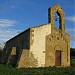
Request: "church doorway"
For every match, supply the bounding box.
[55,50,61,66]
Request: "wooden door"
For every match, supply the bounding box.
[55,50,61,66]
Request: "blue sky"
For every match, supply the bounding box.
[0,0,75,48]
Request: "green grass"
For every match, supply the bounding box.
[0,60,75,75]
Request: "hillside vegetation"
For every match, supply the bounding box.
[0,63,75,75]
[0,48,75,75]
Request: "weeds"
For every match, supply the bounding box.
[0,60,75,75]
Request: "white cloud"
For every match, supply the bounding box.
[0,28,22,49]
[66,28,75,41]
[66,16,75,22]
[0,28,21,42]
[66,28,75,32]
[0,43,4,49]
[71,35,75,41]
[0,19,22,48]
[0,19,17,27]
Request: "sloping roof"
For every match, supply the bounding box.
[6,23,50,43]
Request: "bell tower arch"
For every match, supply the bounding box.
[48,4,65,32]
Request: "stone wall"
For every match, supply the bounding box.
[1,29,30,66]
[30,24,51,67]
[45,27,70,67]
[7,47,17,66]
[18,49,29,68]
[17,49,38,68]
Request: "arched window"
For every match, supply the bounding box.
[54,13,60,29]
[48,4,65,31]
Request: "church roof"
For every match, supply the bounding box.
[6,23,50,43]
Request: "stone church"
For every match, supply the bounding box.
[1,4,70,68]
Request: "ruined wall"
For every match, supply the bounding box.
[30,24,51,67]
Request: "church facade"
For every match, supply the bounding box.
[1,4,70,68]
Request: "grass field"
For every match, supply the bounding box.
[0,60,75,75]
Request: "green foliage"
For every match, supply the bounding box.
[0,64,75,75]
[71,59,75,67]
[0,59,75,75]
[70,48,75,58]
